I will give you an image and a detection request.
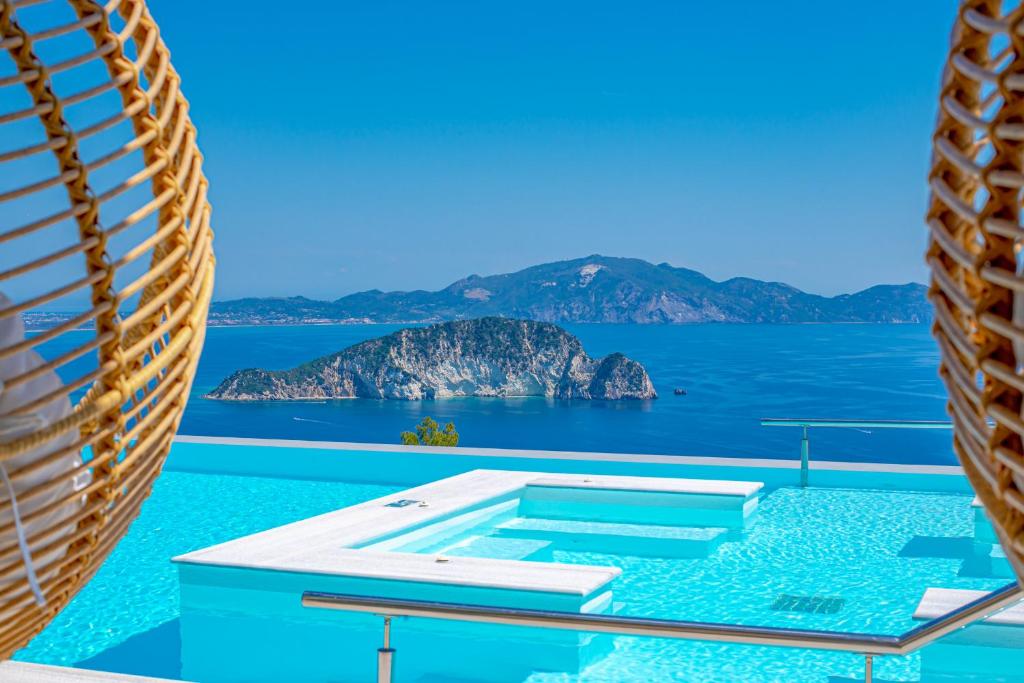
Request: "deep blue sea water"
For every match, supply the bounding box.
[175,323,952,464]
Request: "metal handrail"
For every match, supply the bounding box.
[303,582,1022,682]
[760,419,953,430]
[760,418,954,487]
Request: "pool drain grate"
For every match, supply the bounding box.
[770,594,845,615]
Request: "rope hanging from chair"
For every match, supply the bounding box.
[927,1,1024,583]
[0,0,213,656]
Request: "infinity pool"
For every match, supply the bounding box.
[13,465,1016,682]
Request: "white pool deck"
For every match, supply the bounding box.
[914,588,1024,627]
[0,662,183,683]
[175,469,762,596]
[913,587,1024,681]
[172,435,967,476]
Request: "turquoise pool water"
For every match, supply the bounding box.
[15,468,1016,683]
[14,471,400,672]
[378,486,1003,635]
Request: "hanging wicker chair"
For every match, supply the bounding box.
[927,2,1024,584]
[0,0,213,657]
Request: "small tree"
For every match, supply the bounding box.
[401,416,459,447]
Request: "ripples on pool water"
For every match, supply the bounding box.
[15,472,400,669]
[552,488,996,632]
[525,487,1002,683]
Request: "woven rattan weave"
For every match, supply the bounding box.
[927,2,1024,583]
[0,0,213,656]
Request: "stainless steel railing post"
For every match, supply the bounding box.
[378,616,395,683]
[800,424,810,488]
[760,419,953,431]
[760,419,954,483]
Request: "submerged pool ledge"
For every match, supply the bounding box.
[168,435,969,493]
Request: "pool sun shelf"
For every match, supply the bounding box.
[914,587,1024,683]
[173,469,763,682]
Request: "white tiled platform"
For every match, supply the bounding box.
[914,587,1024,682]
[914,587,1024,626]
[0,662,184,683]
[175,469,762,595]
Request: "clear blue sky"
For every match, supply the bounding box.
[149,1,955,300]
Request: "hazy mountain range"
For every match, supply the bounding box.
[209,256,930,325]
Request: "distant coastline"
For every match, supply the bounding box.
[23,254,932,329]
[206,255,929,326]
[23,318,933,334]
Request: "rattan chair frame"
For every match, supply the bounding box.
[0,0,213,656]
[927,1,1024,584]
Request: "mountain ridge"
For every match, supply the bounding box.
[209,255,930,325]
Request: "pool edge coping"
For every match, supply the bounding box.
[173,434,965,476]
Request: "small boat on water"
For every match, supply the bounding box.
[674,388,687,396]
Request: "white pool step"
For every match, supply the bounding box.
[497,517,728,558]
[914,587,1024,682]
[914,588,1024,627]
[0,662,186,682]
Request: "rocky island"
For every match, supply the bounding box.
[205,317,656,401]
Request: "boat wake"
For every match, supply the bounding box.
[293,416,333,425]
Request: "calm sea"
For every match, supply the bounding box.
[170,323,952,465]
